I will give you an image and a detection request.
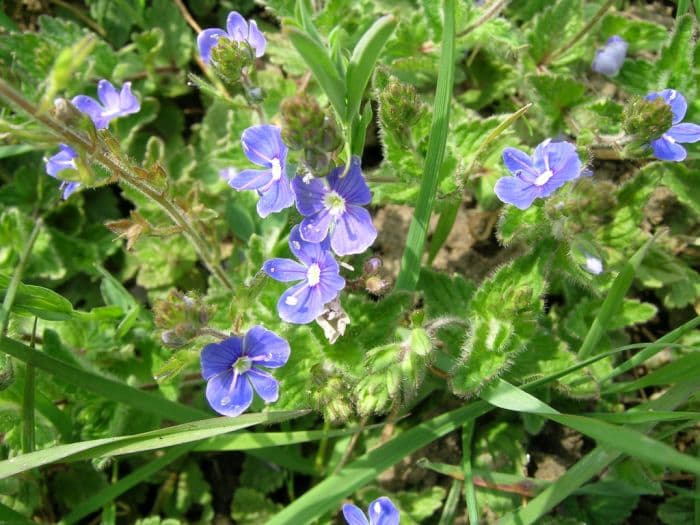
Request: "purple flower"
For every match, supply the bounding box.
[494,139,583,210]
[71,80,140,130]
[45,144,80,199]
[222,125,294,218]
[342,497,400,525]
[200,326,290,417]
[197,11,266,64]
[592,35,628,77]
[645,89,700,162]
[292,157,377,256]
[263,225,345,324]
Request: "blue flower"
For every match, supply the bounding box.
[645,89,700,162]
[200,326,290,417]
[494,139,583,210]
[197,11,266,64]
[71,79,140,130]
[342,497,400,525]
[592,35,628,77]
[292,157,377,256]
[221,125,294,218]
[44,144,80,199]
[263,225,345,324]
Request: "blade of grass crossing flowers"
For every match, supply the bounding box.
[577,235,656,360]
[0,410,308,479]
[287,28,346,117]
[496,378,700,525]
[604,350,700,394]
[0,336,208,423]
[395,0,456,291]
[59,443,196,525]
[482,379,700,475]
[462,421,479,525]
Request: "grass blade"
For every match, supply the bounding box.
[438,479,462,525]
[395,0,456,291]
[462,421,479,524]
[0,410,307,479]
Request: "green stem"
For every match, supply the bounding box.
[22,318,38,454]
[0,78,234,291]
[395,0,456,291]
[462,421,479,524]
[543,0,616,65]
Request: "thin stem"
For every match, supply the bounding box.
[462,421,479,524]
[395,0,456,291]
[1,218,43,336]
[332,417,368,474]
[457,0,509,38]
[543,0,617,65]
[48,0,107,36]
[0,78,234,291]
[22,317,38,454]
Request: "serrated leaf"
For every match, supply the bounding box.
[657,14,696,94]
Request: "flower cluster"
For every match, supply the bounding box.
[645,89,700,162]
[44,80,140,199]
[197,11,266,65]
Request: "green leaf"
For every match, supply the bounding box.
[528,73,586,125]
[600,13,668,51]
[657,14,696,93]
[605,351,700,394]
[527,0,581,64]
[663,163,700,214]
[346,15,397,124]
[0,274,73,321]
[286,27,346,117]
[0,410,307,479]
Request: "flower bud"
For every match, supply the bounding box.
[623,96,673,145]
[210,38,254,85]
[378,77,423,143]
[363,257,382,275]
[309,365,353,423]
[365,275,389,296]
[153,290,210,347]
[280,94,325,150]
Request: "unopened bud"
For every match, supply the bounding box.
[623,96,673,145]
[365,275,389,295]
[280,94,324,150]
[210,39,254,85]
[363,257,382,275]
[378,77,423,142]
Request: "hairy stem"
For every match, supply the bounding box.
[0,78,234,291]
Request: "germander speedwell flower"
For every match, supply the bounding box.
[197,11,266,64]
[292,156,377,256]
[342,497,400,525]
[263,225,345,324]
[221,125,294,217]
[200,326,290,417]
[71,79,140,130]
[592,35,628,77]
[494,139,583,210]
[44,144,80,199]
[645,89,700,162]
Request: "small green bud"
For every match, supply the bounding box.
[378,77,424,143]
[0,354,13,391]
[280,94,325,150]
[623,96,673,144]
[309,365,353,423]
[210,38,254,85]
[153,290,210,348]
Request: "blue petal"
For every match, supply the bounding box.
[257,176,295,218]
[247,20,267,57]
[300,208,333,244]
[200,337,243,380]
[330,205,377,256]
[71,95,108,129]
[533,140,578,174]
[540,147,581,197]
[289,224,328,266]
[197,28,227,64]
[263,258,307,283]
[327,158,371,205]
[502,147,537,180]
[97,79,120,109]
[45,144,77,177]
[494,176,540,209]
[226,168,273,191]
[646,89,687,125]
[205,370,253,417]
[650,135,687,162]
[591,36,627,76]
[667,123,700,144]
[226,11,248,41]
[368,497,400,525]
[247,368,279,402]
[241,125,285,167]
[277,281,325,324]
[60,181,80,200]
[293,175,327,216]
[342,504,369,525]
[118,82,140,115]
[244,325,290,368]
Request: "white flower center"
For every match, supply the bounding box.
[233,356,251,374]
[534,169,554,186]
[270,158,282,181]
[324,191,346,216]
[306,263,321,286]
